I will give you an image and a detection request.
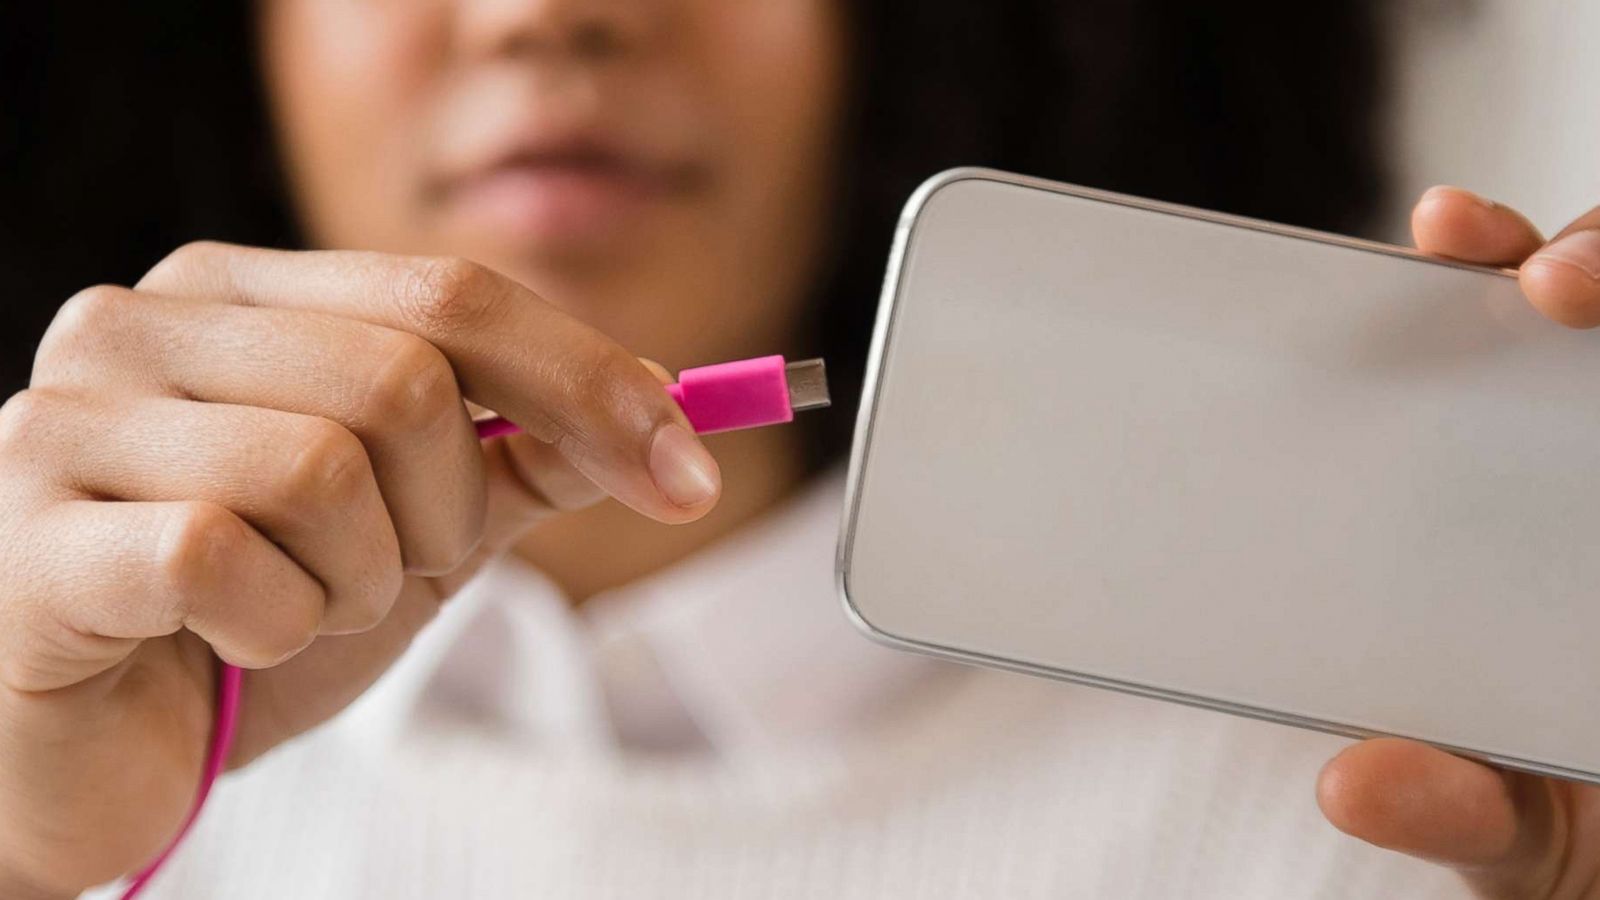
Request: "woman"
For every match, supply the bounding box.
[1,2,1597,897]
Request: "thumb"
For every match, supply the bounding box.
[449,354,686,586]
[457,355,685,576]
[463,432,610,567]
[1520,204,1600,329]
[232,361,702,762]
[1316,738,1576,898]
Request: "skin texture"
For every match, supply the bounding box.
[0,246,724,897]
[0,3,844,896]
[259,0,842,363]
[256,0,844,603]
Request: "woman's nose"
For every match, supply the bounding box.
[453,0,657,64]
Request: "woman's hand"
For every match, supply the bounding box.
[0,244,722,898]
[1317,188,1600,898]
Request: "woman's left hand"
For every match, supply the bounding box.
[1316,187,1600,898]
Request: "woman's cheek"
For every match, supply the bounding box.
[702,0,846,329]
[260,0,445,252]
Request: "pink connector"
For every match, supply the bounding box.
[121,354,827,898]
[666,355,816,433]
[475,354,829,439]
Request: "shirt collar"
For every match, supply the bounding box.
[357,469,943,760]
[578,469,942,760]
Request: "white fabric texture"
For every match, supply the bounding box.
[96,473,1464,899]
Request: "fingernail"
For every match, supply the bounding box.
[1532,230,1600,282]
[1421,185,1496,211]
[649,423,720,507]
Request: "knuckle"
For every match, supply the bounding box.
[280,419,372,508]
[36,285,129,367]
[137,239,247,296]
[169,239,229,264]
[399,256,500,334]
[559,344,637,433]
[146,240,226,283]
[157,501,322,669]
[356,333,460,432]
[0,389,59,453]
[157,501,249,602]
[56,284,127,333]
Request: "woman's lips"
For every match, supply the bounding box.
[434,153,697,249]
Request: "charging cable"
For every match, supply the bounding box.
[118,354,828,898]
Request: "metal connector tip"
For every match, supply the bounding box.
[784,358,831,412]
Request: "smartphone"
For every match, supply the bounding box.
[838,168,1600,784]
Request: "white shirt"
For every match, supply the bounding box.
[101,5,1600,894]
[108,472,1464,899]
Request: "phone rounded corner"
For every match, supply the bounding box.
[896,167,1009,234]
[835,556,910,652]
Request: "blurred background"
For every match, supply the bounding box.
[2,1,1596,403]
[1384,1,1600,234]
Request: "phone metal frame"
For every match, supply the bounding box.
[834,167,1600,786]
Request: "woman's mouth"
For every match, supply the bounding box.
[430,143,706,252]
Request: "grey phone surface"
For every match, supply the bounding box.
[838,168,1600,784]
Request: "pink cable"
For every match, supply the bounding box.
[474,354,827,438]
[118,354,825,895]
[119,662,242,899]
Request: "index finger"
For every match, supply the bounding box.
[136,243,720,523]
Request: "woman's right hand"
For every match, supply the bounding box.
[0,243,722,898]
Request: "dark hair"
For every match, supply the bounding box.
[1,2,1385,471]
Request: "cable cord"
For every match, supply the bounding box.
[119,662,242,899]
[115,354,827,895]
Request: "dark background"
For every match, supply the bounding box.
[0,1,1387,467]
